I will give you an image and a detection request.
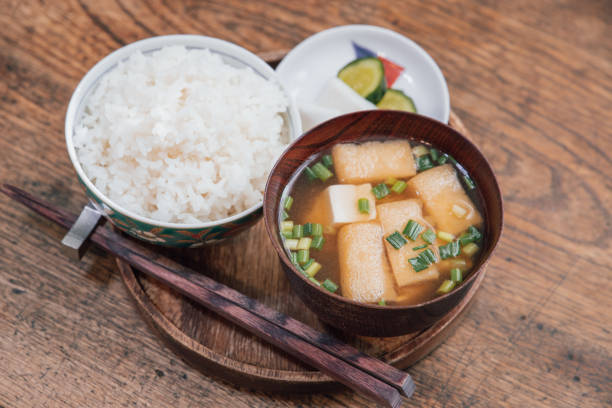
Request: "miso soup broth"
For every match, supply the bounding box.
[279,138,486,306]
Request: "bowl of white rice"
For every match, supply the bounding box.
[65,35,302,247]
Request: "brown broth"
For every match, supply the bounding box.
[279,138,486,306]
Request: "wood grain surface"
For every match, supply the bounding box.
[0,1,610,407]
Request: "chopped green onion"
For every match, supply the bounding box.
[408,248,437,272]
[378,299,386,306]
[297,237,312,250]
[281,210,289,221]
[358,198,370,214]
[311,223,323,236]
[304,166,317,181]
[448,155,458,165]
[439,240,461,260]
[284,239,298,250]
[372,183,390,199]
[420,248,437,264]
[292,224,303,239]
[384,177,398,186]
[297,249,310,265]
[322,278,338,293]
[391,180,407,194]
[416,155,434,172]
[408,256,429,272]
[386,231,407,249]
[284,196,294,211]
[321,154,333,168]
[463,174,476,190]
[303,222,313,236]
[437,231,455,243]
[303,222,324,237]
[281,230,293,239]
[304,261,321,277]
[408,257,428,272]
[312,162,334,182]
[403,220,424,241]
[412,145,430,157]
[462,242,479,257]
[430,148,440,163]
[290,251,298,266]
[310,235,325,250]
[458,226,482,246]
[450,268,463,283]
[436,280,456,295]
[301,258,314,270]
[437,154,449,165]
[421,229,436,244]
[308,276,321,286]
[412,244,428,250]
[281,221,294,233]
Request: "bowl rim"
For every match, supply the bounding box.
[264,110,503,310]
[275,24,451,124]
[65,34,302,229]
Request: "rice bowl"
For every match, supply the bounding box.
[65,35,301,246]
[74,45,290,224]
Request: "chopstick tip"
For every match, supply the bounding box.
[389,391,403,408]
[401,375,415,398]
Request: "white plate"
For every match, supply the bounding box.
[276,25,450,124]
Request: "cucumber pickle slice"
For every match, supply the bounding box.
[337,57,387,104]
[376,89,417,113]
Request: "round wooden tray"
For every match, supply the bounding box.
[116,111,484,392]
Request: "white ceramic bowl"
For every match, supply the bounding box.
[276,25,450,124]
[65,35,302,247]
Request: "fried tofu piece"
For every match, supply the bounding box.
[332,140,416,184]
[338,222,397,303]
[376,199,440,287]
[406,164,483,235]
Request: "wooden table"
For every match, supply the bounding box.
[1,1,610,406]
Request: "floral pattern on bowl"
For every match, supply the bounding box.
[80,176,261,247]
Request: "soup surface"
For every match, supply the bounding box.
[279,138,485,306]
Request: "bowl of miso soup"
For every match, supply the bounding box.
[264,110,503,337]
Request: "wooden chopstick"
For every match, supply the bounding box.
[2,184,414,407]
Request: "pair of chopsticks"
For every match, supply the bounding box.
[1,184,414,407]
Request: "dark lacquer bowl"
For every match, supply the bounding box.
[263,110,503,337]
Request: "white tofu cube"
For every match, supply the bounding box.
[323,184,376,228]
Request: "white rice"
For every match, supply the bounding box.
[74,45,289,224]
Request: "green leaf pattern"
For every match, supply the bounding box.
[78,176,260,247]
